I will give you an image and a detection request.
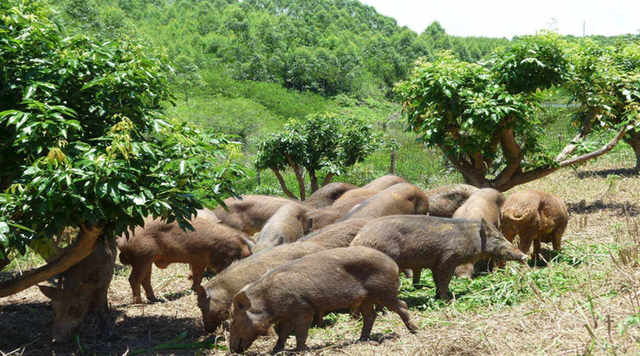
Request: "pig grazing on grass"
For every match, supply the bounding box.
[228,246,419,353]
[38,238,116,342]
[306,189,378,231]
[425,184,479,217]
[253,204,311,253]
[117,217,252,304]
[362,174,407,190]
[351,216,527,297]
[305,182,358,209]
[452,188,506,277]
[300,219,368,249]
[501,190,568,261]
[195,242,325,333]
[213,195,309,235]
[339,183,429,221]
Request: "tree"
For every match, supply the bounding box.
[255,114,381,200]
[396,33,639,191]
[0,1,242,296]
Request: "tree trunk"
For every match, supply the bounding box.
[0,224,104,298]
[270,168,297,199]
[308,169,319,193]
[285,155,306,201]
[625,130,640,173]
[322,172,335,187]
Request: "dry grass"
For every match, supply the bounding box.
[1,152,640,355]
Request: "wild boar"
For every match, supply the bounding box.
[117,217,252,304]
[452,188,506,277]
[501,190,568,261]
[425,184,479,217]
[299,219,368,249]
[306,189,378,231]
[350,215,527,296]
[339,183,429,221]
[362,174,407,191]
[38,238,116,342]
[228,246,419,353]
[305,182,358,209]
[253,204,311,253]
[194,242,325,333]
[213,195,309,235]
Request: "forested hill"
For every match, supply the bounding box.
[51,0,509,97]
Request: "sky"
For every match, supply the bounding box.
[362,0,640,38]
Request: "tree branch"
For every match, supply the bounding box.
[270,168,297,199]
[322,172,335,187]
[493,118,524,186]
[554,108,598,162]
[0,224,104,298]
[285,154,306,201]
[437,142,484,187]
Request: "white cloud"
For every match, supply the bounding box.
[362,0,640,38]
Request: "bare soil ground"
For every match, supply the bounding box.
[1,153,640,356]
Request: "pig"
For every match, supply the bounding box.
[306,189,378,231]
[228,246,419,353]
[299,219,368,249]
[253,204,311,253]
[425,184,479,217]
[117,217,252,304]
[305,182,358,209]
[339,183,429,221]
[452,188,506,277]
[38,238,116,342]
[214,195,310,235]
[350,215,527,297]
[194,242,325,333]
[362,174,407,191]
[501,190,568,261]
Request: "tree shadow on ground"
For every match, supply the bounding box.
[0,300,216,356]
[567,199,640,217]
[576,167,638,179]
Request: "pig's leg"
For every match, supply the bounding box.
[142,267,157,302]
[433,268,454,300]
[378,297,419,334]
[273,320,293,354]
[412,268,422,288]
[190,264,206,289]
[130,260,153,304]
[358,300,376,340]
[312,311,325,327]
[293,314,313,351]
[552,221,566,252]
[533,237,542,265]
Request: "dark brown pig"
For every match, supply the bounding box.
[213,195,309,235]
[501,190,568,261]
[306,189,378,231]
[305,182,358,209]
[452,188,506,277]
[194,242,325,333]
[253,204,311,253]
[339,183,429,221]
[299,219,368,249]
[425,184,479,217]
[351,215,527,296]
[117,217,252,304]
[38,238,116,342]
[228,246,419,353]
[362,174,407,190]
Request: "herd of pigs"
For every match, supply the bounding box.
[35,175,568,353]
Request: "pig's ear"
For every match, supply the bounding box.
[479,218,492,236]
[306,217,313,231]
[234,291,252,311]
[194,285,207,299]
[38,285,57,299]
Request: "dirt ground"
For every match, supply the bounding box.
[1,154,640,355]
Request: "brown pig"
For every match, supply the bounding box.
[299,219,368,249]
[213,195,309,235]
[425,184,479,217]
[362,174,407,190]
[253,204,311,253]
[194,242,325,333]
[351,215,527,296]
[305,182,358,209]
[117,217,252,304]
[339,183,429,221]
[38,238,116,342]
[228,246,419,353]
[501,190,568,261]
[306,189,378,231]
